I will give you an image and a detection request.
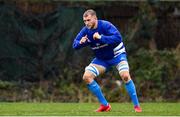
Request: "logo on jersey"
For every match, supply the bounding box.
[91,44,108,50]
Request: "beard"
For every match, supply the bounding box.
[86,25,93,29]
[86,25,91,29]
[86,22,95,29]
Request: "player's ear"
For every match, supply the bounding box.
[95,16,97,20]
[92,15,97,20]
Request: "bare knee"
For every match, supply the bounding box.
[83,73,95,84]
[120,72,131,83]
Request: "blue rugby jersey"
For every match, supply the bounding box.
[73,20,126,60]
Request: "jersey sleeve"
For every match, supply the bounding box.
[72,27,89,49]
[100,21,122,44]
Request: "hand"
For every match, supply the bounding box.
[80,35,88,44]
[93,32,101,40]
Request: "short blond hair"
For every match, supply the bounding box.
[83,9,97,17]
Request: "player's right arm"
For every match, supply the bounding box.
[73,27,89,49]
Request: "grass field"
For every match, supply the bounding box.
[0,102,179,116]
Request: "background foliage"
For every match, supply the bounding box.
[0,0,179,102]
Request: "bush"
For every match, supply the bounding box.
[129,49,179,101]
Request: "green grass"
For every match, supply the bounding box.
[0,102,179,116]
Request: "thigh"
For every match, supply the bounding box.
[90,63,106,75]
[85,58,108,76]
[116,61,131,82]
[116,60,129,73]
[84,63,106,79]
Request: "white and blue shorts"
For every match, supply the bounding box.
[85,53,129,77]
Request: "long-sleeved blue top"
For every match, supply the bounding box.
[73,20,126,60]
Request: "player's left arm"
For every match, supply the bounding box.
[93,22,122,45]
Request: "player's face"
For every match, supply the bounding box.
[83,14,97,29]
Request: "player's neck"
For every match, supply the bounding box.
[93,20,98,29]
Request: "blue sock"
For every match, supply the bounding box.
[87,80,108,106]
[125,80,140,106]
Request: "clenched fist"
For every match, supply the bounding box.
[93,32,101,40]
[80,35,88,44]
